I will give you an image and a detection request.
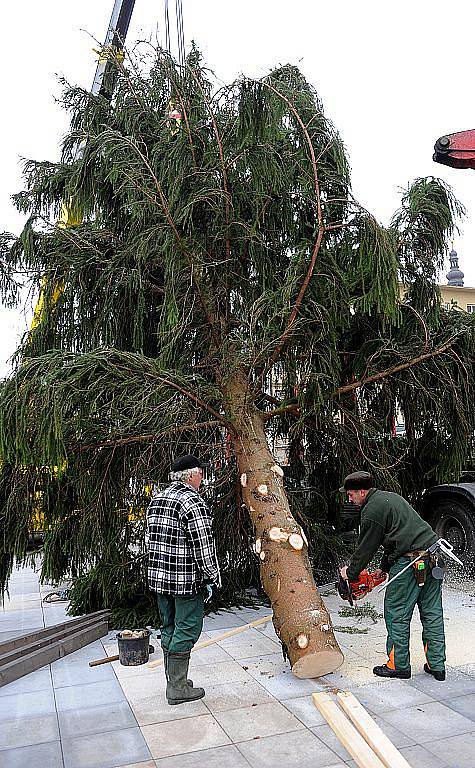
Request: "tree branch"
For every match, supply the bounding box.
[263,402,300,421]
[248,78,326,388]
[158,377,236,435]
[333,339,456,397]
[78,420,221,451]
[255,77,323,228]
[256,226,325,387]
[110,134,221,350]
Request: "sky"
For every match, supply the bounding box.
[1,0,474,376]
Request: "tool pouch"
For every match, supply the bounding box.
[412,558,427,587]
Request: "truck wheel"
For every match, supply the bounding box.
[431,499,475,567]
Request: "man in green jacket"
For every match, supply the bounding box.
[339,471,446,681]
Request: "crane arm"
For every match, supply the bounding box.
[433,129,475,170]
[92,0,136,98]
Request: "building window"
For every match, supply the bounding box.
[467,304,475,314]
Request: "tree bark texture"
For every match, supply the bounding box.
[223,370,344,678]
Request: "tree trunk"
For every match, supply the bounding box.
[223,370,344,678]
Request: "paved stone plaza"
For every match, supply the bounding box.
[1,564,475,767]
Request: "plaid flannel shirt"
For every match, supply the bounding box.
[147,482,221,596]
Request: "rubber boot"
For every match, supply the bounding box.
[166,652,205,705]
[163,649,193,686]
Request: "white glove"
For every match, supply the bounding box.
[204,584,213,603]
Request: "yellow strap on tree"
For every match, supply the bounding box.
[93,45,125,66]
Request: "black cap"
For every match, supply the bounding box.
[339,471,374,493]
[171,454,208,472]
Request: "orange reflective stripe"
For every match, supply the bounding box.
[387,647,395,670]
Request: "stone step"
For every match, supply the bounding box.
[0,611,110,688]
[0,609,109,655]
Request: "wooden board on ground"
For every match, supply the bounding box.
[312,692,386,768]
[337,691,412,768]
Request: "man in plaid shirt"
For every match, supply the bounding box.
[147,454,220,705]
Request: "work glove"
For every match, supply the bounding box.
[204,584,213,603]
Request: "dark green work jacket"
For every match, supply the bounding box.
[346,488,437,582]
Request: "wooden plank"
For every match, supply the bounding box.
[147,614,272,669]
[337,691,412,768]
[312,692,386,768]
[0,620,109,688]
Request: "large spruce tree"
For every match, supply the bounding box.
[1,47,474,674]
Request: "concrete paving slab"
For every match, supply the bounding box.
[408,668,475,699]
[281,694,328,727]
[320,651,378,690]
[378,700,474,743]
[203,678,274,713]
[188,659,252,685]
[0,739,63,768]
[0,607,44,629]
[43,607,71,626]
[129,690,208,726]
[115,762,155,768]
[141,714,231,758]
[214,700,305,742]
[444,692,475,722]
[188,642,233,665]
[0,666,52,697]
[115,671,163,702]
[1,598,42,612]
[218,637,280,660]
[58,700,138,740]
[397,744,448,768]
[153,744,251,768]
[0,687,56,720]
[346,679,433,714]
[366,713,417,748]
[0,713,60,750]
[51,656,117,688]
[55,678,125,712]
[239,652,325,699]
[202,613,248,631]
[338,637,388,660]
[254,622,280,640]
[205,626,269,645]
[236,728,343,768]
[310,724,354,762]
[3,583,40,597]
[229,606,273,620]
[62,726,150,768]
[424,732,475,767]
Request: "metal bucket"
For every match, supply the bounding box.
[117,629,153,666]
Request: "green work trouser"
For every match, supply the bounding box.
[158,592,204,654]
[384,557,446,672]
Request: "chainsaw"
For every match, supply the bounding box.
[336,569,387,606]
